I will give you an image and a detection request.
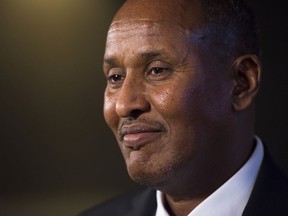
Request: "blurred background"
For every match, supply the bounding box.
[0,1,287,215]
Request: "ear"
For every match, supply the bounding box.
[231,54,262,111]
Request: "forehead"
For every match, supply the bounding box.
[109,18,186,32]
[104,20,203,63]
[111,0,203,31]
[107,20,187,45]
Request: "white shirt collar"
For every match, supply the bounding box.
[155,136,264,216]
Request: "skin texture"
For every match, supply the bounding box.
[103,0,261,215]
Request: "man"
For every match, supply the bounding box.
[80,0,288,215]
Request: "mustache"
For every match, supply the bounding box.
[118,117,166,141]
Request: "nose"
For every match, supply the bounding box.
[115,76,150,118]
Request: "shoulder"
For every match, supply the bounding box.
[244,148,288,215]
[78,186,157,216]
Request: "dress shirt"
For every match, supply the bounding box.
[155,136,264,216]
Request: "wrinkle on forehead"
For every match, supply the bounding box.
[108,19,205,40]
[104,20,205,72]
[112,0,204,31]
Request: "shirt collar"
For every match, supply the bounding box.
[155,136,264,216]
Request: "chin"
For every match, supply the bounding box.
[129,172,166,189]
[126,164,174,189]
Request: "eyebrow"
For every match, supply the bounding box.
[140,51,164,59]
[103,50,167,66]
[103,57,118,66]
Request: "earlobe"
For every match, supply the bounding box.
[231,55,262,111]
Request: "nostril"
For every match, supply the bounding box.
[130,110,143,119]
[115,93,151,118]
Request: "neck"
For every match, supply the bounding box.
[158,135,256,216]
[164,194,204,216]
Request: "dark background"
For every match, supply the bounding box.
[0,1,287,216]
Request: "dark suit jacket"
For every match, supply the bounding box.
[79,151,288,216]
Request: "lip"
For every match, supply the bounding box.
[119,124,163,150]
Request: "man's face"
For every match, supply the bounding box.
[103,19,234,188]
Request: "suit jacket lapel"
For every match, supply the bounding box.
[243,148,288,215]
[127,187,157,216]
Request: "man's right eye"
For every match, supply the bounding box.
[107,74,125,87]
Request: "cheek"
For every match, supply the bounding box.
[150,77,224,139]
[103,93,118,130]
[152,88,177,112]
[151,81,197,118]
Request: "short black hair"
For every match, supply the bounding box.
[199,0,260,59]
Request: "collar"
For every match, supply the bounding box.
[155,136,264,216]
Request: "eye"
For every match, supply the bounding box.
[150,67,167,75]
[105,69,125,88]
[147,64,172,81]
[108,74,123,83]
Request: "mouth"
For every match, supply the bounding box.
[119,123,164,150]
